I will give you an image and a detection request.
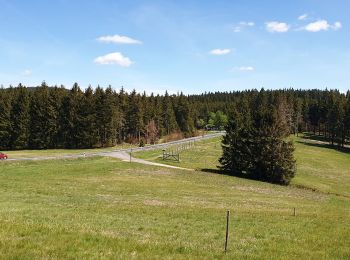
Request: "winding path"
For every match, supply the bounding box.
[4,132,224,170]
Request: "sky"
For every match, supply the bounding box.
[0,0,349,94]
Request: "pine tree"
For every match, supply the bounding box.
[162,91,178,135]
[29,82,53,149]
[220,91,296,185]
[47,86,64,148]
[0,88,12,149]
[60,83,84,148]
[174,93,193,137]
[104,86,120,146]
[126,90,144,142]
[77,86,97,148]
[345,91,350,143]
[117,87,127,142]
[10,84,30,149]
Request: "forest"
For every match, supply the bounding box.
[0,82,349,150]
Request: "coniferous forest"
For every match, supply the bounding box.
[0,82,350,151]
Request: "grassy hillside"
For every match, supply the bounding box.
[2,143,135,158]
[0,137,349,259]
[134,137,222,171]
[134,135,350,196]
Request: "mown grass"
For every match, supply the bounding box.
[0,136,349,259]
[134,137,223,171]
[2,143,135,158]
[134,135,350,196]
[293,137,350,197]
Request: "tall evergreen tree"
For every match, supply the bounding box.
[220,90,296,185]
[0,88,12,149]
[29,82,53,149]
[77,86,97,148]
[162,91,178,135]
[9,84,30,149]
[126,90,144,142]
[174,93,194,137]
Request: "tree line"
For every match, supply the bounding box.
[0,83,350,150]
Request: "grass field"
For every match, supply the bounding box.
[0,136,349,259]
[134,137,222,171]
[2,143,135,158]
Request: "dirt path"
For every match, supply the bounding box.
[105,151,193,171]
[3,132,224,171]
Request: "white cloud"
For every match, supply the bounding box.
[97,34,142,44]
[298,14,308,21]
[94,52,133,67]
[304,20,342,32]
[265,21,290,33]
[233,21,255,32]
[305,20,329,32]
[209,49,231,55]
[22,69,32,76]
[237,66,255,71]
[333,21,342,30]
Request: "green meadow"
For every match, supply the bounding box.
[2,143,136,159]
[0,136,349,259]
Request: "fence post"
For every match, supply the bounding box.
[225,210,230,253]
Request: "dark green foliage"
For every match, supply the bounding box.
[174,93,194,137]
[9,84,30,149]
[220,91,296,185]
[125,90,144,142]
[0,88,12,149]
[77,86,97,148]
[0,84,349,151]
[162,91,178,135]
[29,82,55,149]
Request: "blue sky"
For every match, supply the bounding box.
[0,0,349,94]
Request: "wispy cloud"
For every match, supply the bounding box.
[265,21,290,33]
[209,49,231,55]
[304,20,342,32]
[232,66,255,72]
[298,14,308,21]
[233,21,255,32]
[238,66,254,71]
[94,52,133,67]
[97,34,142,44]
[22,69,32,76]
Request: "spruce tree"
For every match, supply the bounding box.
[220,91,296,185]
[162,91,178,135]
[174,93,194,137]
[29,82,53,149]
[76,86,97,148]
[60,83,83,148]
[0,89,12,149]
[126,90,144,142]
[10,84,30,149]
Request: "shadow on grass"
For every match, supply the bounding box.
[302,132,329,142]
[200,168,276,184]
[297,132,350,153]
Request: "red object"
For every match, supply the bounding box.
[0,153,8,159]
